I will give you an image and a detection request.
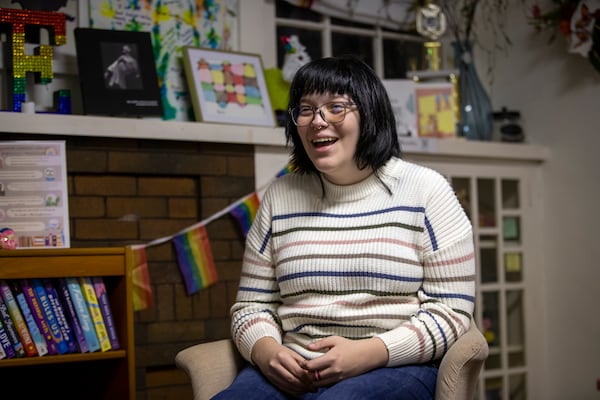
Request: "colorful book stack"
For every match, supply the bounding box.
[0,276,118,359]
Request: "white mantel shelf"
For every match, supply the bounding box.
[1,112,549,163]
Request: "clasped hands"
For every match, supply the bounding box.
[251,335,388,396]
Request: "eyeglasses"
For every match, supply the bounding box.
[289,102,356,127]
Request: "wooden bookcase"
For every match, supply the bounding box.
[0,247,135,400]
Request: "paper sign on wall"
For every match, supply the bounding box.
[0,141,70,249]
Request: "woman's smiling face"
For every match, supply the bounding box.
[296,93,370,185]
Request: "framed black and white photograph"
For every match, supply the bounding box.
[74,28,163,117]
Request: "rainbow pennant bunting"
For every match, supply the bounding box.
[230,192,260,237]
[130,246,153,311]
[172,225,218,295]
[276,162,295,178]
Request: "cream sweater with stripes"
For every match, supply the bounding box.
[231,157,475,367]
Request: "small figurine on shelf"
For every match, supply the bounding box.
[0,228,17,250]
[264,35,311,126]
[280,35,311,82]
[492,107,524,143]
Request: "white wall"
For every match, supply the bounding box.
[476,5,600,400]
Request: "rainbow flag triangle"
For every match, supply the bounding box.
[230,192,260,237]
[172,225,218,295]
[130,246,153,311]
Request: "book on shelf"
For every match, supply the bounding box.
[31,278,68,355]
[0,280,37,357]
[0,314,16,359]
[79,277,111,352]
[0,295,24,357]
[92,276,120,350]
[20,279,58,355]
[9,280,48,357]
[43,279,78,353]
[0,338,4,360]
[56,278,89,353]
[65,277,100,352]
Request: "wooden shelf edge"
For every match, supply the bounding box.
[1,112,286,146]
[0,349,127,367]
[1,112,549,163]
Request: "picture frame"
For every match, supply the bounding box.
[182,47,276,127]
[414,81,457,138]
[382,79,417,137]
[74,28,163,117]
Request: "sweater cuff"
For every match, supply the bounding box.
[237,325,282,363]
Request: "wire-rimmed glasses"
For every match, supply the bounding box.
[289,102,356,127]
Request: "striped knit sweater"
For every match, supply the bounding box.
[231,157,475,367]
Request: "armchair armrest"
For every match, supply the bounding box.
[175,339,245,400]
[435,321,489,400]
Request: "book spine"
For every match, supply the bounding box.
[43,279,77,354]
[0,279,37,357]
[0,315,16,359]
[0,287,25,357]
[31,278,68,355]
[0,337,4,360]
[56,278,89,353]
[9,280,48,357]
[20,279,58,355]
[92,276,120,350]
[79,277,111,352]
[66,277,100,352]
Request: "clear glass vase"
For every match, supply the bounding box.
[453,41,493,141]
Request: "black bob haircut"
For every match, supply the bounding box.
[285,55,401,175]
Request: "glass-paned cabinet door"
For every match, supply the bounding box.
[421,161,540,400]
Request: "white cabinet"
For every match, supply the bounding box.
[416,160,544,400]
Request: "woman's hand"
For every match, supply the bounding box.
[301,336,389,387]
[251,337,316,396]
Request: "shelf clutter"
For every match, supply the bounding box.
[1,112,549,164]
[0,247,135,399]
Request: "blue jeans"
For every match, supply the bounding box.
[211,362,438,400]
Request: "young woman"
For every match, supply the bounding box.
[213,55,476,400]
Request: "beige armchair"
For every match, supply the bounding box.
[176,321,488,400]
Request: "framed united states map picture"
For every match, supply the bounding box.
[182,47,276,127]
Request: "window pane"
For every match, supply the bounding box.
[276,0,321,21]
[509,373,527,400]
[485,376,503,400]
[478,178,496,227]
[503,216,521,243]
[480,235,498,284]
[502,179,519,209]
[331,17,372,29]
[332,32,373,67]
[483,291,500,348]
[507,290,525,356]
[383,38,424,78]
[504,252,522,282]
[451,177,472,221]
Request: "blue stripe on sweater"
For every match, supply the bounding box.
[259,228,272,254]
[278,270,423,283]
[272,206,426,221]
[427,291,475,303]
[424,216,438,251]
[239,286,279,294]
[424,310,448,353]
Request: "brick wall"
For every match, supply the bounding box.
[7,134,255,399]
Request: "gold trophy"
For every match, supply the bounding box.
[416,2,447,71]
